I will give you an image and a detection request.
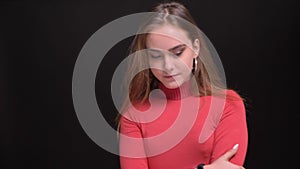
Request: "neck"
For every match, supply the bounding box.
[158,80,193,100]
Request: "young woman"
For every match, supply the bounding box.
[116,2,248,169]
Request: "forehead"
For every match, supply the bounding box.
[146,25,192,50]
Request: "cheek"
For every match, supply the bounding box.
[149,59,163,70]
[178,53,194,70]
[150,69,163,82]
[150,68,162,78]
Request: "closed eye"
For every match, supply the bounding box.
[147,44,186,58]
[175,50,184,56]
[150,54,162,58]
[147,50,163,59]
[173,45,186,56]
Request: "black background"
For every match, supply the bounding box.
[0,0,297,168]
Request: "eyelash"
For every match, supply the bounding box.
[150,54,162,59]
[150,49,185,59]
[175,50,184,56]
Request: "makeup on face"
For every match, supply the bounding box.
[147,44,187,59]
[145,26,196,89]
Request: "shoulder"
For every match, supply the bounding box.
[225,89,244,102]
[126,101,150,113]
[223,89,246,117]
[120,100,151,123]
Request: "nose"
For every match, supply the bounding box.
[163,55,175,73]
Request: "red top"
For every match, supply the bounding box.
[119,82,248,169]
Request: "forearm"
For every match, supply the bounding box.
[194,144,244,169]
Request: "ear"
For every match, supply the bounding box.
[193,39,200,58]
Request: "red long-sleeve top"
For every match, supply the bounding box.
[119,82,248,169]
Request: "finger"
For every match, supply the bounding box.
[220,144,239,160]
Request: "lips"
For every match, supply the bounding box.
[163,74,179,79]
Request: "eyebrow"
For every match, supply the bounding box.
[148,44,186,53]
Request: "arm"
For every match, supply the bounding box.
[210,91,248,165]
[201,144,245,169]
[119,115,149,169]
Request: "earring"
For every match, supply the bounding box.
[192,58,198,74]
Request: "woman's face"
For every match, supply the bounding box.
[146,25,199,89]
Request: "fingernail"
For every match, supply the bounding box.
[233,144,239,149]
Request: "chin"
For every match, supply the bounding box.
[162,81,182,89]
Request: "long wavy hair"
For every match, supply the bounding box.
[115,2,228,124]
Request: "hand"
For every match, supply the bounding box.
[203,144,245,169]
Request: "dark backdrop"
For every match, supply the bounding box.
[0,0,297,169]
